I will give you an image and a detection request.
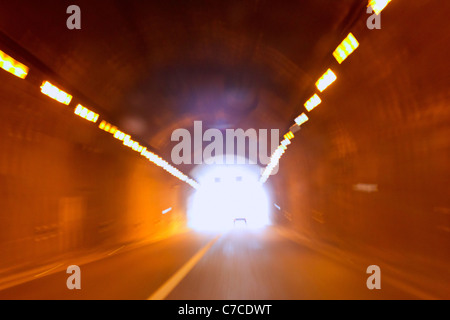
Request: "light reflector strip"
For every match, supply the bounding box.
[284,131,294,140]
[99,120,199,188]
[260,144,286,184]
[260,133,295,184]
[113,130,127,141]
[40,81,72,105]
[333,33,359,64]
[294,113,309,126]
[0,50,29,79]
[315,69,337,92]
[99,120,118,134]
[74,104,99,123]
[108,127,200,189]
[304,94,322,112]
[369,0,392,15]
[141,148,199,189]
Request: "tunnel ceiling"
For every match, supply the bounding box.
[0,0,364,149]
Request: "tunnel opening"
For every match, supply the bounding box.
[187,155,272,232]
[0,0,448,300]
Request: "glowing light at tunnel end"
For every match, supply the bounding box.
[188,160,272,232]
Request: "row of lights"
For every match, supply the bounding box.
[74,104,99,123]
[0,50,29,79]
[260,0,392,183]
[2,1,392,188]
[101,119,199,188]
[0,50,199,189]
[260,132,294,183]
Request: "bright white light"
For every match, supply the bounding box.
[188,158,271,232]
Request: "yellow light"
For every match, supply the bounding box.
[40,81,72,105]
[315,69,337,92]
[99,121,118,134]
[369,0,391,15]
[333,33,359,64]
[295,113,309,126]
[334,47,346,65]
[304,94,322,112]
[108,126,117,134]
[0,50,29,79]
[284,131,294,140]
[74,104,99,123]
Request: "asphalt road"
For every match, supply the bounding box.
[0,227,418,299]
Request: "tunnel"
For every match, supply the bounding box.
[0,0,449,300]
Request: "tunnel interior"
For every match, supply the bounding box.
[0,0,449,299]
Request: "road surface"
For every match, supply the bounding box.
[0,227,418,300]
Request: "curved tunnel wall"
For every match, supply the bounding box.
[277,1,449,270]
[0,72,185,270]
[0,0,448,288]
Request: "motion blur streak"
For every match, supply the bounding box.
[333,33,359,64]
[74,105,99,123]
[40,81,72,105]
[304,94,322,112]
[369,0,392,15]
[0,0,449,300]
[315,69,337,92]
[0,50,28,79]
[294,113,309,126]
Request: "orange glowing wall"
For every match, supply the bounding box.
[0,72,186,270]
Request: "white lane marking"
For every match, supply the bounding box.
[107,245,125,256]
[148,235,220,300]
[34,263,64,278]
